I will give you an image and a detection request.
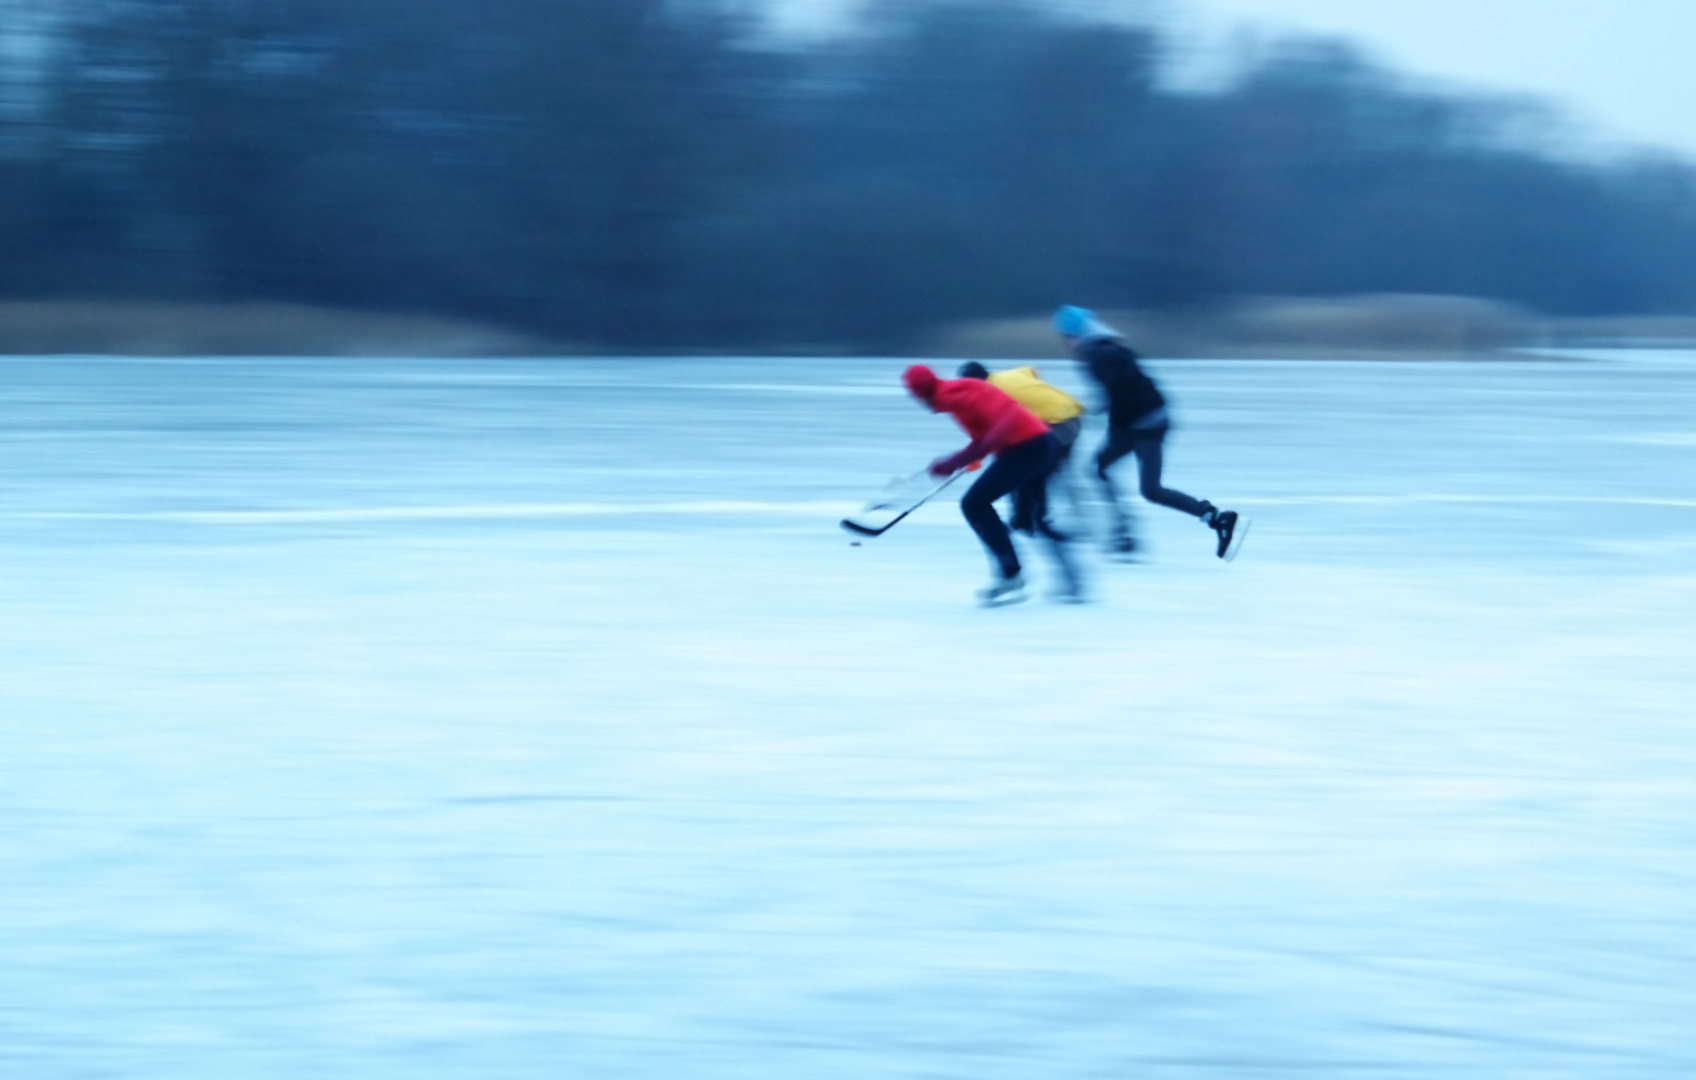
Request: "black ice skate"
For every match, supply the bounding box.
[1210,509,1248,561]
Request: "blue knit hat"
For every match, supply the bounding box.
[1052,305,1120,340]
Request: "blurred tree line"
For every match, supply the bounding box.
[2,0,1695,351]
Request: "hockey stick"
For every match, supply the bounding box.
[840,470,965,537]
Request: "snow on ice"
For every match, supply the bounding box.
[1,351,1693,1078]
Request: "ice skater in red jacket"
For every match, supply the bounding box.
[902,364,1083,605]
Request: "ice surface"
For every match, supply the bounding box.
[1,352,1693,1078]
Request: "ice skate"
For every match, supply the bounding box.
[1039,534,1086,603]
[1210,509,1247,561]
[1050,580,1088,604]
[977,572,1026,607]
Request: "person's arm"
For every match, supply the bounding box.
[1085,344,1127,387]
[929,410,1031,476]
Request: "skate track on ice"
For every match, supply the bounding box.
[1,351,1693,1078]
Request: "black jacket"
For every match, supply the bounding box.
[1075,337,1165,427]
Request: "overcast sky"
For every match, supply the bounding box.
[762,0,1696,161]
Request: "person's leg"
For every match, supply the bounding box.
[1034,494,1084,598]
[961,440,1047,580]
[1009,435,1084,599]
[1131,425,1213,519]
[1129,425,1245,558]
[1011,427,1064,538]
[1039,417,1082,532]
[1031,502,1084,597]
[1008,481,1040,536]
[1039,529,1084,599]
[1094,425,1137,549]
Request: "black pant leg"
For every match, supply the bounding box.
[1131,426,1210,518]
[1011,433,1061,538]
[961,437,1050,579]
[1095,425,1136,541]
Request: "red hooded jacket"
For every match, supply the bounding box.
[903,365,1049,472]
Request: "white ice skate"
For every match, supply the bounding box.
[977,572,1026,607]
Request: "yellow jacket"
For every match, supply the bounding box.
[986,367,1085,424]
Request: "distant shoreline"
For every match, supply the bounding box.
[0,301,563,359]
[1,297,1692,360]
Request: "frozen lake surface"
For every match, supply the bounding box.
[2,351,1693,1078]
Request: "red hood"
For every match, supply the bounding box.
[903,364,940,405]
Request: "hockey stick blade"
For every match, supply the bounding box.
[841,514,906,537]
[839,471,962,538]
